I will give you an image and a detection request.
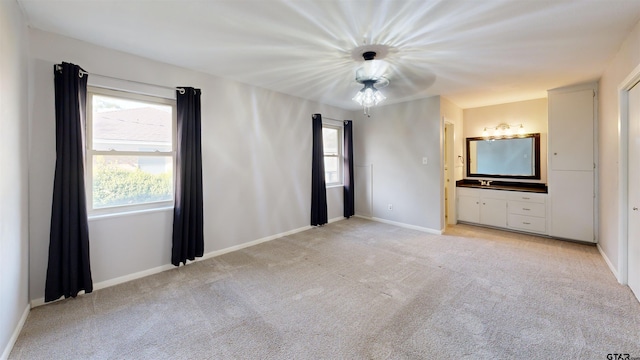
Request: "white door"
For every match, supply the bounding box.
[444,122,455,225]
[628,82,640,301]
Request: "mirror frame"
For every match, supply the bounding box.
[466,133,541,180]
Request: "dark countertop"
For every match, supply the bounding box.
[456,179,548,194]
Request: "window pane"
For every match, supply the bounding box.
[92,95,172,152]
[323,127,338,155]
[324,156,339,184]
[93,155,173,209]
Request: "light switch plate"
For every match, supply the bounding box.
[422,157,428,165]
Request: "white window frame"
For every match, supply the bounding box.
[86,86,177,216]
[323,123,343,187]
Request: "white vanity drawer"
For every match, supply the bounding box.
[508,214,546,233]
[508,201,546,217]
[507,192,546,204]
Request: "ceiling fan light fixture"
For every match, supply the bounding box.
[352,51,389,117]
[352,80,386,115]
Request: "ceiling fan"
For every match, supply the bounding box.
[352,51,390,117]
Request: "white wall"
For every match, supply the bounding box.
[463,98,548,183]
[0,1,30,358]
[599,19,640,274]
[352,97,443,232]
[28,29,350,303]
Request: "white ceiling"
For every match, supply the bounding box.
[17,0,640,110]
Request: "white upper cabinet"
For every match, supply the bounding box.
[548,88,595,171]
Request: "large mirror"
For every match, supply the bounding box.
[466,133,541,179]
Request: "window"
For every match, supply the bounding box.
[86,87,176,214]
[323,124,342,186]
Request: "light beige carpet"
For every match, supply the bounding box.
[10,218,640,359]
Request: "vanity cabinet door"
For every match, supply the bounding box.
[458,195,480,223]
[480,198,507,228]
[457,188,507,227]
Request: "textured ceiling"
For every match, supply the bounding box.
[17,0,640,110]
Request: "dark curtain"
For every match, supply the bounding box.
[45,62,93,302]
[311,113,328,226]
[343,120,355,218]
[172,87,204,266]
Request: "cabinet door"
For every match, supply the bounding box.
[480,198,507,228]
[549,89,594,171]
[549,170,594,242]
[458,196,480,223]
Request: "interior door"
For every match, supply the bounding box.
[444,122,455,225]
[628,82,640,302]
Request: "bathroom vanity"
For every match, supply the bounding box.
[456,180,548,235]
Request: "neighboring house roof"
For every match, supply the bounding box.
[93,107,171,144]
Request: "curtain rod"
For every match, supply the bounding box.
[54,64,187,93]
[324,117,350,123]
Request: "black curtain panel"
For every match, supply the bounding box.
[311,113,328,226]
[45,62,93,302]
[172,87,204,266]
[343,120,355,218]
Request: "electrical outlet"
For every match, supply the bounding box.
[388,203,393,210]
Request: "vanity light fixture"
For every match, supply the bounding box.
[483,123,525,138]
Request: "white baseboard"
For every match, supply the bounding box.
[370,217,442,235]
[1,303,29,360]
[198,224,314,261]
[597,243,621,283]
[31,261,176,308]
[31,222,324,308]
[328,216,345,224]
[199,218,344,261]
